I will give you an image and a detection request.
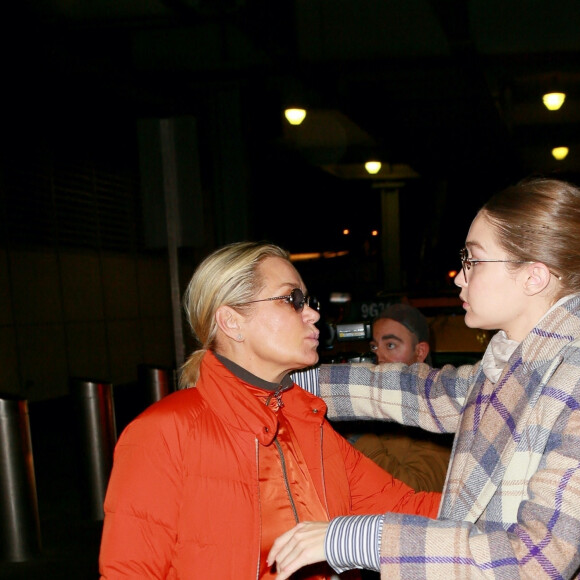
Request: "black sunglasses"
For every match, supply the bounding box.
[245,288,320,313]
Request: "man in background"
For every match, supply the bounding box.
[343,302,452,492]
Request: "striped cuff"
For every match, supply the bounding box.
[290,366,320,396]
[324,514,383,574]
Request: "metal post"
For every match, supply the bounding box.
[138,364,174,405]
[159,118,187,369]
[0,395,41,562]
[70,379,117,521]
[380,186,402,291]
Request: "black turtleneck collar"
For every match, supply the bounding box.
[214,352,294,392]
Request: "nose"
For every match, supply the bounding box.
[454,268,466,288]
[303,303,321,323]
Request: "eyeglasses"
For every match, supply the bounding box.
[459,247,533,280]
[245,288,320,313]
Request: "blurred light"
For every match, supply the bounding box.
[364,161,381,174]
[322,250,349,259]
[342,228,350,235]
[552,146,569,160]
[284,108,306,125]
[330,292,351,303]
[289,250,350,262]
[289,252,321,261]
[371,230,379,236]
[448,269,459,279]
[542,92,566,111]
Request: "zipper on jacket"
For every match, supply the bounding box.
[254,436,299,580]
[254,438,261,580]
[319,423,330,517]
[265,384,299,523]
[274,437,300,523]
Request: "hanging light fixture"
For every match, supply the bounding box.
[542,92,566,111]
[552,146,569,160]
[364,161,382,174]
[284,108,307,125]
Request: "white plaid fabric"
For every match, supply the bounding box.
[319,294,580,579]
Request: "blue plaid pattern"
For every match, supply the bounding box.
[319,294,580,579]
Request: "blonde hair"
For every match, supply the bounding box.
[179,241,290,387]
[481,176,580,301]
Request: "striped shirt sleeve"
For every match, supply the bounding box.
[324,514,384,574]
[290,366,320,396]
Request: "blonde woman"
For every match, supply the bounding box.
[99,241,440,579]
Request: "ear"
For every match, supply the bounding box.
[523,263,551,296]
[215,305,242,340]
[415,341,430,363]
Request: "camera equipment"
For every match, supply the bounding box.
[335,322,372,341]
[320,321,372,347]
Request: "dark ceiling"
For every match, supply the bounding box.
[5,0,580,283]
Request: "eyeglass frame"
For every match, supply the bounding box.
[244,287,320,313]
[459,247,534,280]
[460,247,563,281]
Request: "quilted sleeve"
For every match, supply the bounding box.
[99,410,185,579]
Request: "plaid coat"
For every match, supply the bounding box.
[319,294,580,579]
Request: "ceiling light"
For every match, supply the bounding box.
[364,161,381,174]
[284,108,306,125]
[542,92,566,111]
[552,146,569,160]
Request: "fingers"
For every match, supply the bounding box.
[267,525,300,566]
[269,526,308,580]
[267,521,329,580]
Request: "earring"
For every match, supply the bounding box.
[236,334,243,341]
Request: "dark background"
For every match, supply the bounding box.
[4,0,580,291]
[1,0,579,397]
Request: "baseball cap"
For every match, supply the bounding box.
[375,302,430,344]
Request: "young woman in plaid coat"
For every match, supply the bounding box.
[269,176,580,579]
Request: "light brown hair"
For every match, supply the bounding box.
[481,176,580,300]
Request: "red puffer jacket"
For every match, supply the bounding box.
[99,352,440,579]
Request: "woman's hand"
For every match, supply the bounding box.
[267,521,329,580]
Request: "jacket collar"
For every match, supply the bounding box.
[214,352,294,392]
[195,352,324,445]
[518,293,580,372]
